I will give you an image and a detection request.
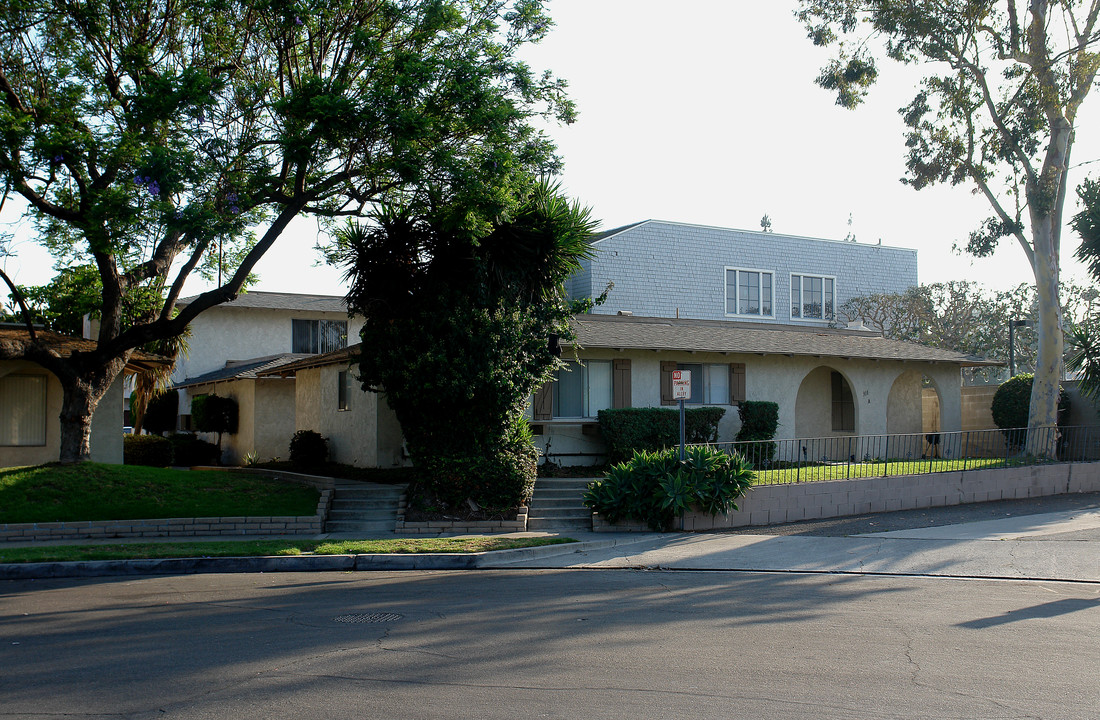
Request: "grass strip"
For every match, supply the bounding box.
[0,463,320,523]
[0,536,576,564]
[752,457,1024,484]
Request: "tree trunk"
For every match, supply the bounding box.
[1026,220,1064,457]
[56,357,128,463]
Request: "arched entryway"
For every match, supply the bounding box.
[794,365,857,460]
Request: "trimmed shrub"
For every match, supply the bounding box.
[423,416,538,513]
[191,394,238,435]
[123,434,172,467]
[289,430,329,468]
[142,390,179,436]
[991,374,1070,430]
[597,407,726,463]
[583,445,753,531]
[168,433,220,466]
[736,400,779,465]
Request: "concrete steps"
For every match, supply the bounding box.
[527,477,597,532]
[324,481,405,534]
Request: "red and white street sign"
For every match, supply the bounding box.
[672,370,691,400]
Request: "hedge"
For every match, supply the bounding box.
[597,406,726,463]
[123,434,172,467]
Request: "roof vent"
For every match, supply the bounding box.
[617,310,633,316]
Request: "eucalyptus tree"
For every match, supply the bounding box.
[798,1,1100,450]
[0,0,571,462]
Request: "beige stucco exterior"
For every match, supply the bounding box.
[0,360,124,467]
[185,376,296,464]
[532,350,964,465]
[292,364,405,468]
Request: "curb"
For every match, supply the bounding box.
[0,535,658,580]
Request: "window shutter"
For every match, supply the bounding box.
[613,359,631,408]
[533,381,553,421]
[729,363,746,405]
[660,361,677,406]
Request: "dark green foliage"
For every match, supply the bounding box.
[736,401,779,465]
[139,390,179,436]
[991,374,1070,432]
[1073,178,1100,281]
[168,433,220,466]
[1,0,574,463]
[597,407,726,463]
[123,435,172,467]
[345,181,596,512]
[289,430,329,469]
[190,394,238,436]
[422,418,539,513]
[583,446,753,531]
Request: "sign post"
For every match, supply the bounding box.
[672,370,691,460]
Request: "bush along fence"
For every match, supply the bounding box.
[589,425,1100,532]
[702,425,1100,486]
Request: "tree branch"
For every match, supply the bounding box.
[0,266,37,342]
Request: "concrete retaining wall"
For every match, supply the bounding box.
[592,462,1100,532]
[681,463,1100,531]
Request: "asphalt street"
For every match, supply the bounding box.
[2,569,1099,719]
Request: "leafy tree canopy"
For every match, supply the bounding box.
[0,0,572,461]
[797,0,1100,439]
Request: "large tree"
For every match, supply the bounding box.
[798,1,1100,451]
[0,0,571,462]
[335,179,596,511]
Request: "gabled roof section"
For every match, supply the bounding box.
[0,326,170,374]
[176,291,347,313]
[568,314,1000,366]
[174,353,314,388]
[589,220,650,243]
[255,344,362,377]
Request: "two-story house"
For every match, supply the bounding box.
[532,220,994,464]
[170,292,363,463]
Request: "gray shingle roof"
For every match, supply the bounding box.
[255,344,361,377]
[569,314,1000,366]
[174,353,314,388]
[177,291,347,313]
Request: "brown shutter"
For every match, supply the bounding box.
[613,359,632,408]
[660,361,677,406]
[533,381,553,420]
[729,363,746,405]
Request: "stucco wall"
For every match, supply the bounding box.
[187,377,295,464]
[571,221,918,324]
[0,361,123,467]
[298,365,378,467]
[175,306,364,385]
[533,350,963,465]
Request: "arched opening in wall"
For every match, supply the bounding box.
[794,365,857,461]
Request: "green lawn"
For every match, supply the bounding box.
[751,457,1026,485]
[0,536,576,564]
[0,463,320,523]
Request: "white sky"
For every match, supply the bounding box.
[3,0,1098,298]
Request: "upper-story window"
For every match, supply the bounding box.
[292,319,347,354]
[791,274,835,321]
[725,268,773,317]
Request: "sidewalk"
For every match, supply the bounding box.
[4,494,1100,582]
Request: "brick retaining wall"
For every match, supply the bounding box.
[395,507,528,535]
[1,488,333,543]
[593,463,1100,532]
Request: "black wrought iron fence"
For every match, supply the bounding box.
[696,425,1100,486]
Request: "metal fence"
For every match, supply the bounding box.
[697,425,1100,486]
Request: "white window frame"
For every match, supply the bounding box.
[724,267,774,318]
[789,273,836,322]
[552,360,612,419]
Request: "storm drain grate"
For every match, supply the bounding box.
[333,612,404,624]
